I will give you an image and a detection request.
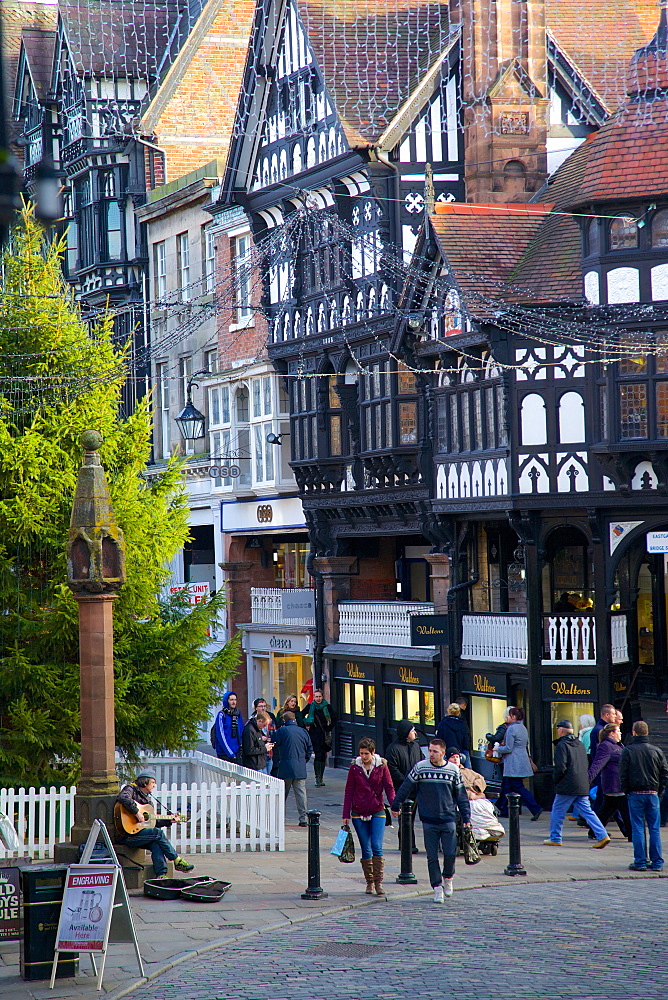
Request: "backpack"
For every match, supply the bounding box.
[210,723,217,750]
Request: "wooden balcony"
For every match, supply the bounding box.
[250,588,315,626]
[461,613,528,664]
[338,601,435,647]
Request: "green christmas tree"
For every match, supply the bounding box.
[0,208,239,786]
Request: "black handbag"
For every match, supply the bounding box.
[384,806,393,827]
[462,825,482,865]
[339,826,355,864]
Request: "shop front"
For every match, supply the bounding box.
[459,667,510,789]
[541,674,598,746]
[242,626,315,716]
[327,647,439,765]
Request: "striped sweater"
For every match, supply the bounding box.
[391,759,471,826]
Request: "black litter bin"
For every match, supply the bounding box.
[20,864,78,981]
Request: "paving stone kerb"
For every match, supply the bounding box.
[0,768,663,1000]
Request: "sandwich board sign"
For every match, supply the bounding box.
[50,820,144,990]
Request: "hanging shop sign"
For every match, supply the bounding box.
[459,669,508,698]
[409,614,448,646]
[281,591,315,619]
[541,675,598,702]
[384,665,434,688]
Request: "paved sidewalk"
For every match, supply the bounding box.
[1,768,663,1000]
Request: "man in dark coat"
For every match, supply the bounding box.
[589,704,616,761]
[272,711,313,825]
[385,721,423,853]
[620,720,668,871]
[241,712,273,771]
[544,720,610,848]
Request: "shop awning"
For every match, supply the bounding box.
[323,643,439,663]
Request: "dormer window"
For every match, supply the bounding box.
[651,209,668,248]
[586,218,600,257]
[609,215,638,251]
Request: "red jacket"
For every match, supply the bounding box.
[342,756,395,818]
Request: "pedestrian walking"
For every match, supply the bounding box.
[543,720,610,849]
[620,720,668,871]
[342,738,395,896]
[435,704,471,766]
[272,710,313,826]
[391,738,471,903]
[496,707,543,821]
[304,689,336,787]
[587,722,631,840]
[588,704,616,761]
[276,693,306,728]
[385,720,423,853]
[578,713,596,755]
[241,711,274,771]
[211,691,245,763]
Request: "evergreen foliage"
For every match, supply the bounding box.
[0,208,239,786]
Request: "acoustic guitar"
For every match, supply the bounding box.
[113,801,187,837]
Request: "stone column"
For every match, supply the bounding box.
[426,553,452,713]
[55,431,126,857]
[312,556,358,647]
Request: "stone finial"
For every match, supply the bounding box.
[66,431,126,593]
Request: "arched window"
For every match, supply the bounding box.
[651,208,668,248]
[609,215,638,251]
[586,218,600,257]
[502,160,526,196]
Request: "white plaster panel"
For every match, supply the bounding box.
[556,453,589,492]
[651,263,668,301]
[518,455,549,494]
[584,270,600,305]
[520,393,547,445]
[558,391,586,443]
[631,460,658,490]
[607,267,640,304]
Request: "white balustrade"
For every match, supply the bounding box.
[338,601,434,647]
[0,753,284,859]
[611,613,629,664]
[461,614,528,663]
[542,615,596,665]
[250,587,315,626]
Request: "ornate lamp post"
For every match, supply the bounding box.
[56,430,126,854]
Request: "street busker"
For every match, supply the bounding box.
[587,722,631,840]
[391,738,471,903]
[342,738,395,896]
[241,711,274,771]
[212,691,245,763]
[304,689,336,787]
[115,770,194,877]
[385,720,423,853]
[543,720,611,848]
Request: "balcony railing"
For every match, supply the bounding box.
[542,614,596,665]
[461,613,528,663]
[338,601,434,647]
[610,613,630,664]
[250,588,315,626]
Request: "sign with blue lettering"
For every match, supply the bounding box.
[410,614,448,646]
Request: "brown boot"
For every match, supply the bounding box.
[372,856,385,896]
[361,858,375,894]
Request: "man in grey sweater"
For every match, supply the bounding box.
[391,738,471,904]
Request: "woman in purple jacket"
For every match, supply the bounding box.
[588,723,631,840]
[342,737,396,896]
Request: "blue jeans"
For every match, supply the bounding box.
[550,794,607,843]
[497,776,541,818]
[264,760,273,775]
[628,792,663,867]
[423,821,457,885]
[352,813,386,859]
[117,827,178,877]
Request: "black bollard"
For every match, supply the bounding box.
[301,809,328,899]
[396,800,418,884]
[503,792,527,876]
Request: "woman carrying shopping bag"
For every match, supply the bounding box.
[342,737,395,896]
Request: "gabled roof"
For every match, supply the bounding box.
[297,0,454,145]
[546,0,658,112]
[20,27,57,102]
[429,204,552,307]
[58,0,204,81]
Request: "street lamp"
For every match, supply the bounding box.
[266,432,283,445]
[175,370,208,442]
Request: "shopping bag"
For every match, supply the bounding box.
[330,827,349,857]
[0,812,21,852]
[462,825,482,865]
[339,828,355,864]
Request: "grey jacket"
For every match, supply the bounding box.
[498,722,534,778]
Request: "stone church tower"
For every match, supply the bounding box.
[457,0,549,202]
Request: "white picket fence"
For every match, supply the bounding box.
[0,753,285,859]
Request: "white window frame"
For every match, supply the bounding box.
[231,233,252,324]
[177,232,191,302]
[203,226,216,294]
[154,240,167,300]
[156,361,170,459]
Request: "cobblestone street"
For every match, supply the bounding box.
[128,879,667,1000]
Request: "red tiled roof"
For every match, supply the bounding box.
[546,0,659,110]
[21,28,57,101]
[297,0,453,145]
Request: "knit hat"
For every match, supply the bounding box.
[446,747,462,759]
